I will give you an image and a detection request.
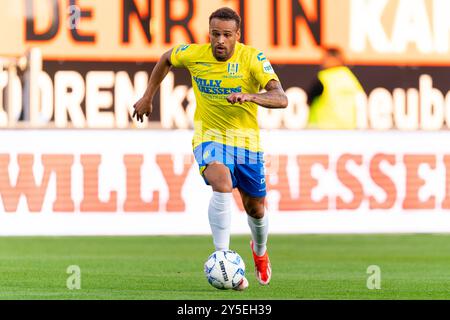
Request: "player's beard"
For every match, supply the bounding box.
[213,46,228,61]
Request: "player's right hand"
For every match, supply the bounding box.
[132,96,153,123]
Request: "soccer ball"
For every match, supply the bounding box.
[204,250,245,290]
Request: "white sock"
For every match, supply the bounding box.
[208,191,232,251]
[247,213,269,256]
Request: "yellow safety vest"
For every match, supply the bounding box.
[308,66,364,129]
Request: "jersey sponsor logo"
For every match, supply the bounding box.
[227,63,239,76]
[223,74,243,79]
[257,52,266,61]
[262,61,274,74]
[193,76,242,96]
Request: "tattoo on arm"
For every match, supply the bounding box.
[251,80,288,109]
[265,79,282,92]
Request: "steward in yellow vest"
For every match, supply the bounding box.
[307,48,365,129]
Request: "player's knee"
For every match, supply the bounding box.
[206,169,233,192]
[210,180,233,193]
[246,204,265,219]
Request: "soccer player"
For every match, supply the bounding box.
[132,7,288,290]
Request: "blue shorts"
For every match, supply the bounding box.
[193,141,267,198]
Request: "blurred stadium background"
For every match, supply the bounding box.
[1,0,450,299]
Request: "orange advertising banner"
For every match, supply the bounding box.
[0,0,449,65]
[3,129,450,235]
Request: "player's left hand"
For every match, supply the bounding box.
[227,93,254,104]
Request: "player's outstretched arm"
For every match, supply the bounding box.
[132,49,174,122]
[226,80,288,109]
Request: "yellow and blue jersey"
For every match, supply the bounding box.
[170,42,279,153]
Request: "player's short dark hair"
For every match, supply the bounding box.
[209,7,241,31]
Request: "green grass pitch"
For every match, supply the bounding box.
[0,234,450,299]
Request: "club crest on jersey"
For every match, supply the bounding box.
[227,63,239,76]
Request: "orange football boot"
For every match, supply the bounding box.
[250,241,271,285]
